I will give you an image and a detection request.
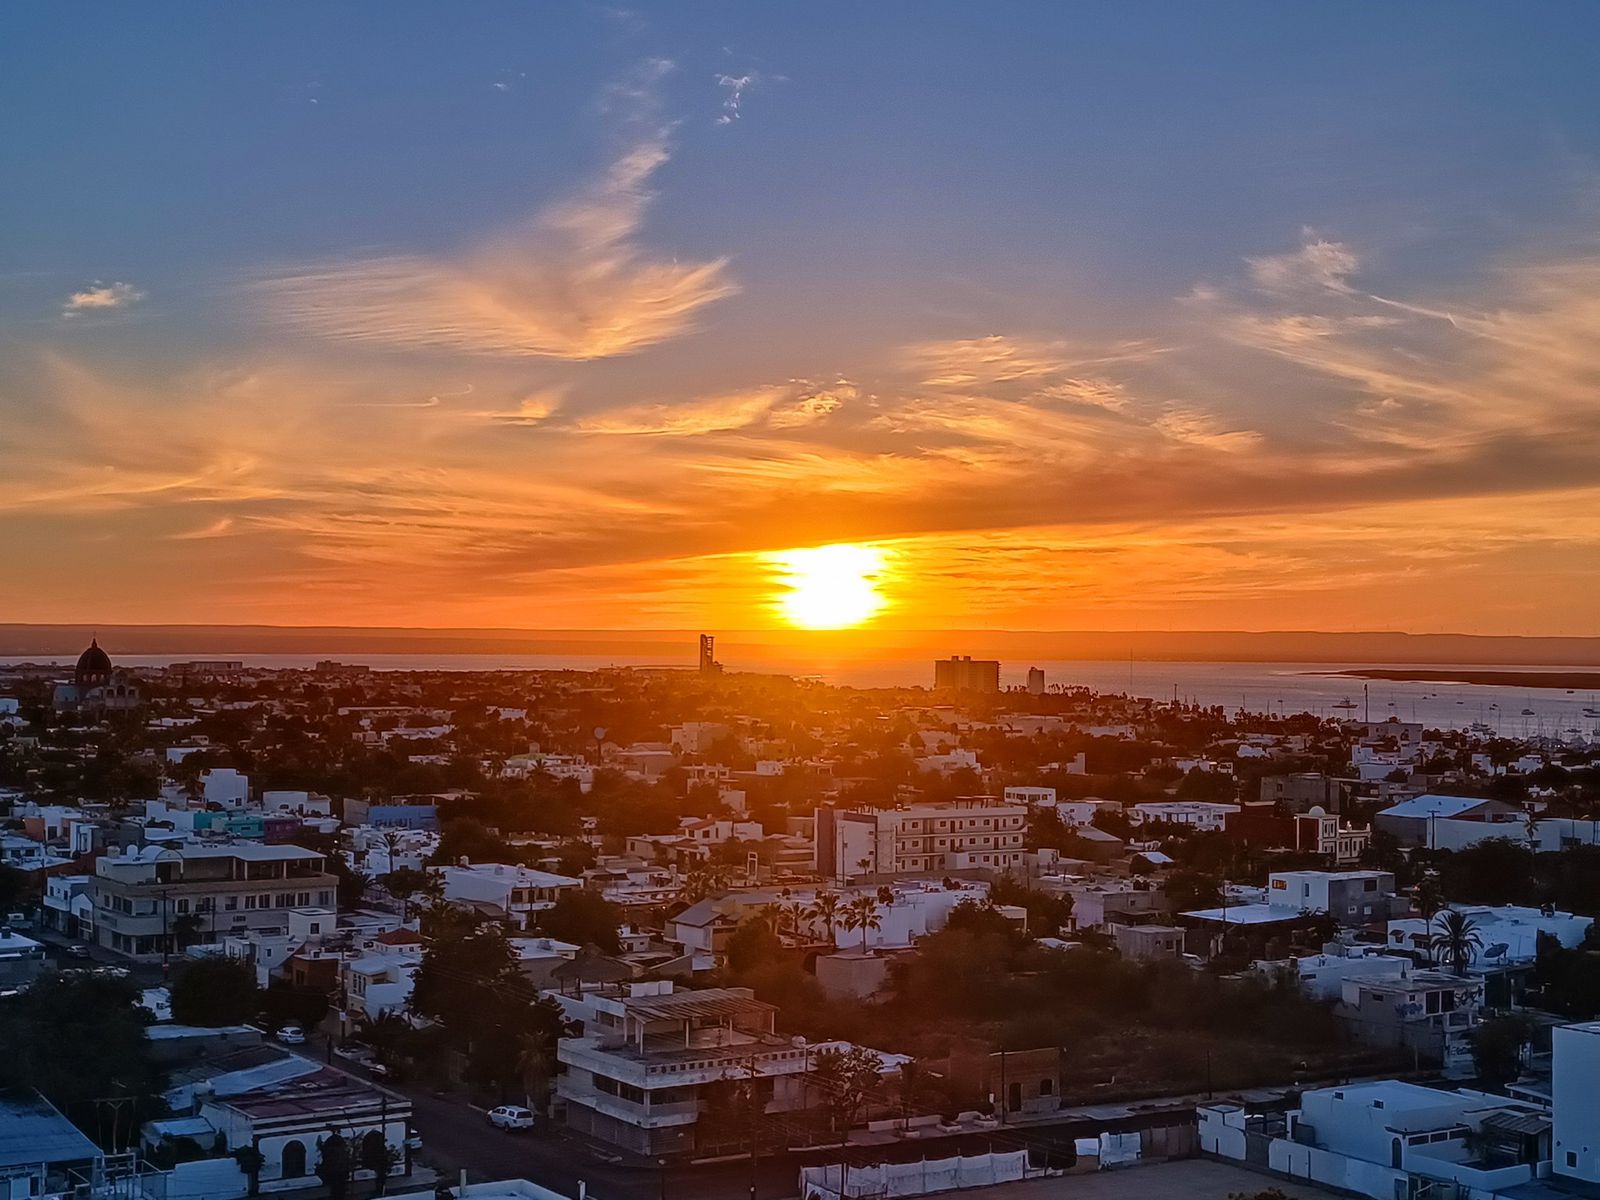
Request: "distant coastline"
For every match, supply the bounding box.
[6,623,1600,668]
[1317,667,1600,691]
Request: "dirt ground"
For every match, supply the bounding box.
[936,1158,1338,1200]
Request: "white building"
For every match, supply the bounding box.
[1003,786,1055,808]
[1251,947,1412,1000]
[435,863,582,929]
[1386,904,1593,966]
[1554,1021,1600,1182]
[554,981,896,1157]
[199,1068,410,1191]
[1055,798,1119,827]
[341,931,426,1023]
[1129,801,1239,831]
[815,799,1027,881]
[200,768,250,808]
[1267,870,1401,924]
[1201,1079,1549,1200]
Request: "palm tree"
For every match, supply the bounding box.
[842,895,882,951]
[805,892,842,947]
[1413,873,1445,923]
[516,1028,557,1115]
[380,829,406,875]
[1430,910,1484,976]
[774,901,802,937]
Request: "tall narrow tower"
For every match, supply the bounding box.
[698,634,718,673]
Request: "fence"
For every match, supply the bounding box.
[800,1150,1037,1200]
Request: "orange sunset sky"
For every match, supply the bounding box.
[4,6,1600,637]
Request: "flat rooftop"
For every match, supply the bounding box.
[623,987,775,1022]
[0,1088,101,1169]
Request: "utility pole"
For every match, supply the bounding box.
[155,887,171,971]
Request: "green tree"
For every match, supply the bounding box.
[354,1012,413,1069]
[1413,872,1445,922]
[725,915,782,974]
[811,1045,884,1137]
[170,911,205,950]
[170,957,262,1026]
[0,864,36,914]
[315,1132,352,1200]
[1470,1014,1533,1092]
[536,889,623,954]
[358,1130,401,1196]
[378,867,441,921]
[232,1144,265,1197]
[0,972,166,1143]
[410,924,570,1101]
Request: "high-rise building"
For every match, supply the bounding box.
[933,655,1000,692]
[697,634,720,673]
[1026,667,1046,695]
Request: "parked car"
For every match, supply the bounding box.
[404,1128,423,1152]
[276,1025,307,1045]
[487,1106,536,1131]
[64,944,92,959]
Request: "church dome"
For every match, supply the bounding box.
[75,638,112,684]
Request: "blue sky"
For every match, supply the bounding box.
[3,4,1600,633]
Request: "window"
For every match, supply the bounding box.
[1039,1079,1053,1096]
[225,896,238,911]
[1569,1152,1578,1169]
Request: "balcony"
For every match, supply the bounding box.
[560,1035,840,1088]
[559,1082,701,1129]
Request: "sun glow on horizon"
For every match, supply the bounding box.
[770,543,891,630]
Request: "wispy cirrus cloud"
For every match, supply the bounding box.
[62,280,144,317]
[255,64,737,360]
[903,334,1159,404]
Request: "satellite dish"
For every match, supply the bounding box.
[593,726,608,742]
[1484,942,1509,960]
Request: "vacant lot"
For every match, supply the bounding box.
[949,1159,1337,1200]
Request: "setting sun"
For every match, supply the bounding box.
[770,544,890,630]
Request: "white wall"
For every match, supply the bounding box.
[1554,1024,1600,1182]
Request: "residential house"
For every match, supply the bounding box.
[554,981,895,1157]
[435,863,582,930]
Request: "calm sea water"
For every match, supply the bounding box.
[9,652,1600,734]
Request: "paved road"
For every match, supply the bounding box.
[401,1088,797,1200]
[397,1084,1212,1200]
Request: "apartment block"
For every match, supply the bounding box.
[815,799,1027,881]
[91,843,337,959]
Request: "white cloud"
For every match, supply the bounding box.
[715,73,756,125]
[1247,230,1360,294]
[62,281,144,317]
